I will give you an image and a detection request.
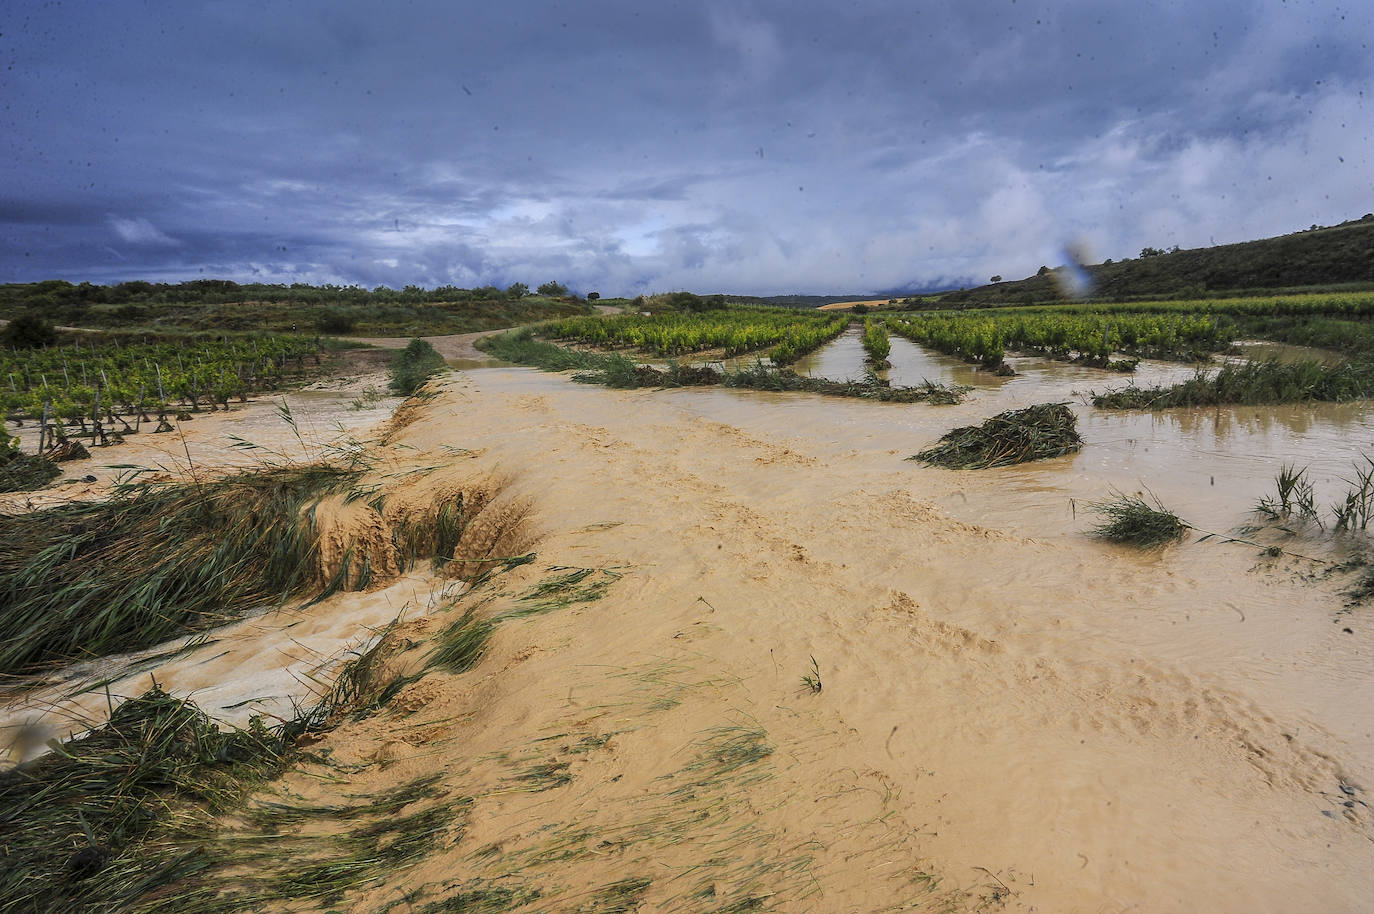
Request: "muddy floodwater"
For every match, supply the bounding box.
[4,340,1373,912]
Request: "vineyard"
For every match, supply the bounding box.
[887,309,1235,368]
[1,334,324,450]
[884,291,1374,369]
[536,308,849,364]
[861,317,891,367]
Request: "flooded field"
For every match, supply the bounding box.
[0,375,407,759]
[5,336,1373,912]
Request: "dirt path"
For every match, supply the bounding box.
[239,368,1374,913]
[351,305,621,360]
[349,328,503,361]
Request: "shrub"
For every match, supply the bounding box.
[389,338,448,395]
[316,310,357,334]
[0,312,57,349]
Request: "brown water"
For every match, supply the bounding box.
[272,367,1373,912]
[0,573,457,761]
[792,325,1208,392]
[7,359,1374,911]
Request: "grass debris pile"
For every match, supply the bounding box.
[1089,492,1188,546]
[912,402,1083,469]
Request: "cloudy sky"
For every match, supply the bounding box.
[2,0,1371,295]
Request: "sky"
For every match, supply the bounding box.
[2,0,1371,296]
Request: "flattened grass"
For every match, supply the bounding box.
[1093,358,1374,408]
[428,609,497,674]
[0,620,452,913]
[912,402,1082,469]
[0,464,360,677]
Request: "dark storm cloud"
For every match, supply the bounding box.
[2,0,1370,293]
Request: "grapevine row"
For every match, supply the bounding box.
[2,334,323,431]
[537,309,848,364]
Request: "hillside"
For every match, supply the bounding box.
[939,214,1374,307]
[0,280,594,336]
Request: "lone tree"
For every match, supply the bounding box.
[990,275,1003,283]
[537,281,568,297]
[505,282,529,299]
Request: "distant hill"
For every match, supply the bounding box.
[939,215,1374,307]
[723,288,949,309]
[716,294,872,309]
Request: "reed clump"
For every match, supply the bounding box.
[1093,358,1374,409]
[911,402,1083,469]
[1089,492,1187,546]
[1255,464,1322,526]
[1255,458,1374,533]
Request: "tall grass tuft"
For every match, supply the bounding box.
[0,463,359,677]
[1089,492,1187,546]
[912,402,1083,469]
